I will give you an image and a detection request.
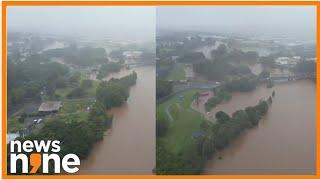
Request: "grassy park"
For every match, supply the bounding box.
[157,89,205,154]
[166,65,186,81]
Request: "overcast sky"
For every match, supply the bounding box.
[7,6,155,42]
[157,6,316,41]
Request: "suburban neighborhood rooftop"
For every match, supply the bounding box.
[38,101,62,112]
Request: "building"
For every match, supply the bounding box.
[38,101,62,113]
[275,56,301,67]
[306,57,316,62]
[185,64,195,81]
[123,51,142,59]
[171,56,179,61]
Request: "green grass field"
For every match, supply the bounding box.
[85,80,99,97]
[55,87,73,99]
[57,99,94,121]
[55,79,99,99]
[166,66,186,81]
[157,89,205,154]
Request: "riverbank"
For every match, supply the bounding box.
[79,66,155,175]
[157,80,315,175]
[204,80,315,174]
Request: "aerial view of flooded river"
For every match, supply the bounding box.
[79,66,155,174]
[203,80,315,174]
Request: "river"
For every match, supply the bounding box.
[78,66,155,175]
[202,80,315,174]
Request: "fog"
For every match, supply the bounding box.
[157,6,316,41]
[7,6,155,42]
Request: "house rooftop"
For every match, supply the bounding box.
[38,101,62,112]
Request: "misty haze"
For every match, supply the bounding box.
[8,6,155,42]
[157,6,316,41]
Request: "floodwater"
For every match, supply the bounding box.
[79,66,155,175]
[202,80,315,175]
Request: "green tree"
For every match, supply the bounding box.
[215,111,230,124]
[156,116,170,137]
[18,113,27,123]
[66,87,87,99]
[268,96,273,104]
[81,79,93,89]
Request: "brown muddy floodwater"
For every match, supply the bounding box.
[79,66,155,175]
[202,80,315,175]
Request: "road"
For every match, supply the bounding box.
[173,81,220,93]
[165,104,174,122]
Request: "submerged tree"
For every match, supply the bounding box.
[268,96,273,104]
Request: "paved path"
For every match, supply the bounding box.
[165,104,174,122]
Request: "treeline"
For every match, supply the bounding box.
[293,61,316,75]
[210,44,259,64]
[292,44,316,59]
[8,57,69,112]
[44,45,108,67]
[205,76,258,112]
[8,34,55,56]
[191,44,259,81]
[62,74,94,99]
[96,72,137,109]
[156,93,274,174]
[199,98,270,156]
[156,80,173,100]
[259,56,276,68]
[8,73,137,174]
[109,49,124,60]
[176,52,205,63]
[96,62,122,80]
[205,89,231,112]
[156,59,175,79]
[223,76,257,92]
[157,35,216,60]
[193,60,253,81]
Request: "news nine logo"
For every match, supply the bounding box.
[9,140,80,174]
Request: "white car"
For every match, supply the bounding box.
[37,118,43,124]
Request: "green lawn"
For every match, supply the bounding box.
[55,87,73,99]
[61,99,93,113]
[157,89,205,154]
[166,66,186,81]
[48,99,94,123]
[55,79,99,99]
[85,80,99,97]
[54,111,89,122]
